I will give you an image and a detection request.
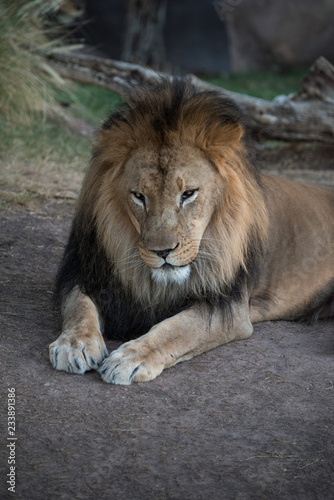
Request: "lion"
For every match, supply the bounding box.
[49,78,334,385]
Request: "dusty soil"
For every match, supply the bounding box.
[0,191,334,500]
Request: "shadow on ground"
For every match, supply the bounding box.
[0,203,333,500]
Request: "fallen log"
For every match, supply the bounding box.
[48,52,334,145]
[295,56,334,104]
[254,141,334,173]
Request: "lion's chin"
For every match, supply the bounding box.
[151,264,191,286]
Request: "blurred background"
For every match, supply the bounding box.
[59,0,334,75]
[0,0,333,205]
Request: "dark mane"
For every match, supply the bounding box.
[102,77,245,142]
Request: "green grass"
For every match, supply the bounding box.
[207,67,307,100]
[0,82,121,204]
[55,83,123,127]
[0,83,121,166]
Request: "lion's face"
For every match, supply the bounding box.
[122,145,223,285]
[90,80,268,304]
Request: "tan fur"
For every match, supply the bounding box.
[49,286,108,374]
[49,81,334,385]
[250,177,334,322]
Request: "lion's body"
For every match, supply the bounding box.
[251,176,334,322]
[49,78,334,384]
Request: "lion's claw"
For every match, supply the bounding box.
[49,330,108,375]
[98,341,163,385]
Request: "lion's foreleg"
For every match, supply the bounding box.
[98,302,253,385]
[49,286,108,374]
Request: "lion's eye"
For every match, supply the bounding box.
[181,189,198,205]
[131,191,146,205]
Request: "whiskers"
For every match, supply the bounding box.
[113,246,140,264]
[192,237,222,265]
[113,246,146,273]
[108,232,245,309]
[188,237,234,295]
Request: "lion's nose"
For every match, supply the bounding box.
[153,243,179,260]
[154,248,172,260]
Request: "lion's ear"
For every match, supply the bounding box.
[196,121,245,167]
[214,122,244,145]
[195,121,244,152]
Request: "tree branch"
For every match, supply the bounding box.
[48,52,334,144]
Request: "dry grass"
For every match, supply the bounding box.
[0,1,72,124]
[0,0,86,207]
[0,81,122,208]
[0,120,90,207]
[0,0,121,208]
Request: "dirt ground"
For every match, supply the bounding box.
[0,172,334,499]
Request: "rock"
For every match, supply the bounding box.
[222,0,334,72]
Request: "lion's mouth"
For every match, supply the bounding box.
[162,263,189,270]
[151,263,191,285]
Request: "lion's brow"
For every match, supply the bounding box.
[157,146,171,178]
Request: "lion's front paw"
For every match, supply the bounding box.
[49,329,108,375]
[98,341,164,385]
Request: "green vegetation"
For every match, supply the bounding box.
[55,83,123,127]
[208,67,307,100]
[0,83,121,166]
[0,83,121,204]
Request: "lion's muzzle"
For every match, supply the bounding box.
[139,240,199,270]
